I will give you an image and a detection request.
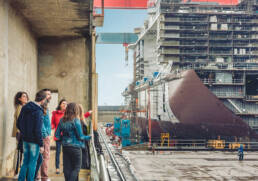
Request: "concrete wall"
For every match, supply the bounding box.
[0,1,92,177]
[0,0,38,176]
[38,37,90,110]
[98,111,122,123]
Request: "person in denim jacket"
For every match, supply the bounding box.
[55,103,91,181]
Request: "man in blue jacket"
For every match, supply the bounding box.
[17,90,47,181]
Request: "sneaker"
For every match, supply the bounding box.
[56,168,60,174]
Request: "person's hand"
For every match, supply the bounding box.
[86,136,91,140]
[16,132,21,141]
[89,110,93,114]
[40,147,44,153]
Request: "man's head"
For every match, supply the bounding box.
[35,90,47,105]
[41,89,51,103]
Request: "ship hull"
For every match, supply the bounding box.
[131,118,254,141]
[131,70,256,141]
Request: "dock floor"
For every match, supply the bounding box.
[124,151,258,180]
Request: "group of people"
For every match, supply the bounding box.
[12,89,92,181]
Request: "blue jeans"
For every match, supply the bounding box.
[63,146,82,181]
[18,142,40,181]
[34,153,43,179]
[56,141,62,169]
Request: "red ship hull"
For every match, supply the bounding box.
[131,70,256,140]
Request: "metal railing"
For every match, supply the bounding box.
[246,95,258,101]
[90,122,101,180]
[180,18,208,22]
[90,122,110,181]
[212,91,244,98]
[181,42,208,46]
[210,35,232,39]
[180,63,258,70]
[201,79,244,84]
[148,139,258,150]
[98,128,127,181]
[210,51,232,55]
[210,43,232,47]
[179,26,207,30]
[180,34,208,38]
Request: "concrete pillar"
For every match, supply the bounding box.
[38,37,91,110]
[0,0,9,175]
[0,0,37,176]
[90,31,98,131]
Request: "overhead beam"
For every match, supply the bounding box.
[190,0,238,5]
[94,0,148,9]
[10,0,92,37]
[96,33,138,44]
[94,0,239,9]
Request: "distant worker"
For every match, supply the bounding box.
[152,143,156,155]
[238,144,244,161]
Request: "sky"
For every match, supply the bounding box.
[96,9,147,106]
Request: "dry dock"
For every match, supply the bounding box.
[123,151,258,181]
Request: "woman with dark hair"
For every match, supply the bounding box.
[12,91,29,176]
[12,91,29,138]
[55,103,91,181]
[51,99,67,174]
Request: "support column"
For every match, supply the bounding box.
[91,30,98,131]
[0,0,9,176]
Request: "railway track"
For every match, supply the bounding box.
[98,128,137,181]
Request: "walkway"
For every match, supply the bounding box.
[1,136,90,181]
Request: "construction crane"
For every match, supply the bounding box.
[93,0,238,9]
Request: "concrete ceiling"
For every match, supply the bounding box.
[11,0,92,37]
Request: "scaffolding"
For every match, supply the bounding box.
[152,0,258,64]
[125,0,258,136]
